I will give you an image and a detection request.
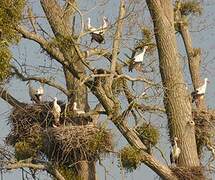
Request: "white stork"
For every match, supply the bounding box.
[73,102,85,115]
[87,17,97,32]
[28,81,37,102]
[170,137,181,165]
[100,16,109,33]
[52,97,61,127]
[191,78,209,103]
[86,17,109,44]
[35,84,44,102]
[27,81,44,103]
[128,46,148,72]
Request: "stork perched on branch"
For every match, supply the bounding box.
[27,81,44,103]
[128,46,148,72]
[170,137,181,165]
[52,97,61,128]
[191,78,209,103]
[86,17,109,44]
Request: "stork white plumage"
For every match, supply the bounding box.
[35,84,44,102]
[28,81,44,103]
[196,78,209,94]
[52,97,61,127]
[170,137,181,165]
[191,78,209,103]
[87,17,97,32]
[134,46,148,63]
[73,102,85,115]
[100,16,109,33]
[28,81,39,103]
[86,17,109,44]
[128,46,148,72]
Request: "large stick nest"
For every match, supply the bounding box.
[192,110,215,155]
[6,103,113,164]
[43,125,112,164]
[171,166,204,180]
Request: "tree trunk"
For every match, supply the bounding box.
[40,1,95,179]
[76,161,96,180]
[146,0,200,167]
[63,68,90,112]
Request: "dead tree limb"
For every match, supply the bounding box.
[0,87,26,108]
[5,161,65,180]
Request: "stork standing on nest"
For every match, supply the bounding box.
[191,78,209,103]
[128,46,148,72]
[170,137,181,165]
[52,97,61,127]
[73,102,85,115]
[87,17,109,44]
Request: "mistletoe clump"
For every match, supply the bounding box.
[118,146,142,172]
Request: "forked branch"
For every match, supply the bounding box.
[16,25,65,64]
[110,0,125,81]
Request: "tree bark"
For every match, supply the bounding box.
[146,0,200,167]
[179,19,207,110]
[40,1,94,179]
[139,152,177,180]
[76,161,96,180]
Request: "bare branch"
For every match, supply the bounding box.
[80,72,155,87]
[178,20,206,109]
[0,86,26,108]
[6,162,46,170]
[12,66,69,95]
[27,5,37,33]
[5,161,65,180]
[86,48,110,58]
[16,25,65,64]
[65,1,84,40]
[86,48,127,67]
[139,151,177,180]
[138,104,166,113]
[116,74,156,85]
[110,0,125,81]
[63,0,77,22]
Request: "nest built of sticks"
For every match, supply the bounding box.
[6,102,113,165]
[171,166,204,180]
[192,110,215,155]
